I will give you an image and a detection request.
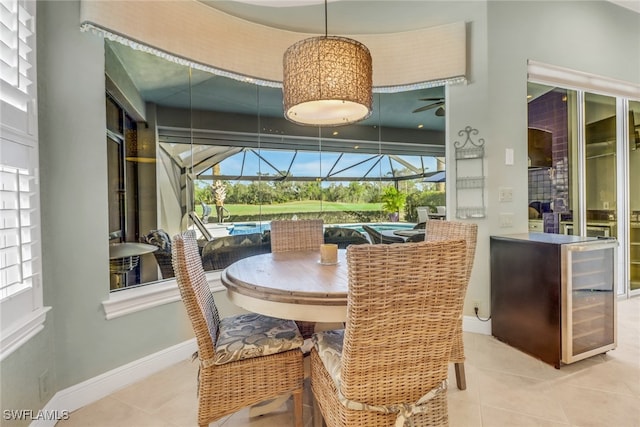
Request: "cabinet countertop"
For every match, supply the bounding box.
[491,233,600,245]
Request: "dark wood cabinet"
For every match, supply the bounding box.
[490,233,617,368]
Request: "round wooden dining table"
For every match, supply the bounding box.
[220,249,349,323]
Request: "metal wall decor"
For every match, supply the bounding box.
[454,126,486,219]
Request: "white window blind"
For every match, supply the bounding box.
[0,162,35,299]
[0,0,33,112]
[0,0,47,362]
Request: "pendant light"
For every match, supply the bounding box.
[283,0,372,126]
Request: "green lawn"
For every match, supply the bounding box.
[198,200,382,216]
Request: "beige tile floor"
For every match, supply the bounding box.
[57,297,640,427]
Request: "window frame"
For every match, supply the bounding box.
[0,0,49,361]
[527,60,640,298]
[101,271,223,320]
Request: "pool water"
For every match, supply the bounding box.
[227,223,269,235]
[344,223,415,233]
[228,222,416,236]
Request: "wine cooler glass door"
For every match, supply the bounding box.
[562,241,617,364]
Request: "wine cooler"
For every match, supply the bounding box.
[491,233,617,368]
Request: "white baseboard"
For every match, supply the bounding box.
[462,314,492,335]
[31,338,197,427]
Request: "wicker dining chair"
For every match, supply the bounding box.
[311,240,468,427]
[172,232,305,427]
[271,219,325,252]
[423,220,478,390]
[270,219,325,338]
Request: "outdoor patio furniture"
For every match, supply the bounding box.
[172,232,304,427]
[416,206,430,223]
[200,202,212,223]
[406,232,427,242]
[311,240,468,426]
[108,242,158,289]
[362,224,404,244]
[141,229,175,279]
[323,227,370,249]
[201,233,270,271]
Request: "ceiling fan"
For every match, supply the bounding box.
[412,97,445,116]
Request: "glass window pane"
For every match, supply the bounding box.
[628,100,640,291]
[107,40,448,283]
[584,92,616,238]
[527,82,576,234]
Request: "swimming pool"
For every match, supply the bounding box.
[227,222,416,236]
[227,223,270,235]
[342,223,415,233]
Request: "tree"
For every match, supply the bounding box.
[405,189,446,222]
[213,180,227,222]
[347,181,366,202]
[194,181,214,204]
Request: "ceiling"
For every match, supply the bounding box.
[203,0,639,29]
[108,40,446,133]
[199,0,476,34]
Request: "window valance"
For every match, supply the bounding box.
[80,0,466,91]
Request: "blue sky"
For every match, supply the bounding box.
[216,148,439,181]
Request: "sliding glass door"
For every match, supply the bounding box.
[628,100,640,295]
[584,92,617,238]
[528,81,639,297]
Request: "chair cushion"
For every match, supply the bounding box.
[313,329,448,421]
[214,313,304,365]
[312,329,345,390]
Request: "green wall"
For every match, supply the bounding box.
[34,0,191,390]
[1,0,638,420]
[468,0,640,307]
[0,322,55,427]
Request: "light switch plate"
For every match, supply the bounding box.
[499,213,514,227]
[505,148,514,165]
[499,187,513,202]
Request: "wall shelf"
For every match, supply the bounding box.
[456,177,484,189]
[454,126,485,219]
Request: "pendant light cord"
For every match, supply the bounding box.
[324,0,328,37]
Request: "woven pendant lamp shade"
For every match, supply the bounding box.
[283,36,372,127]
